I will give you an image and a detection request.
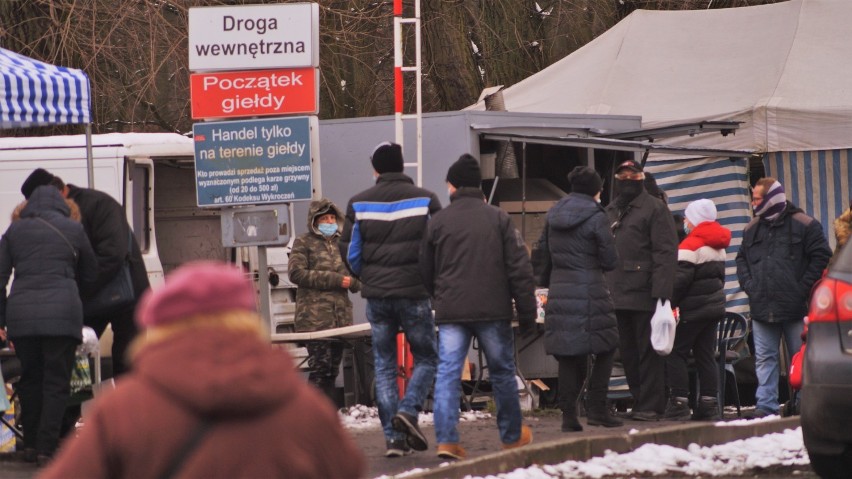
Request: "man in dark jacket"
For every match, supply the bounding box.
[605,159,678,421]
[339,142,441,457]
[21,168,149,377]
[736,178,831,418]
[420,154,535,460]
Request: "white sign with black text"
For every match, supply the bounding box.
[188,3,319,71]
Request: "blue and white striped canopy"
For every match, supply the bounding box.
[0,47,90,128]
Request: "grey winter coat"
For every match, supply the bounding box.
[0,185,98,341]
[537,193,618,356]
[605,190,678,311]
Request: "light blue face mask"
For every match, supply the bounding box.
[317,223,338,237]
[683,223,691,235]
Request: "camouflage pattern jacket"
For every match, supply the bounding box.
[289,198,361,332]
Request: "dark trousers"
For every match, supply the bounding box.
[666,319,719,398]
[85,302,138,377]
[14,336,77,456]
[616,309,666,414]
[556,349,616,410]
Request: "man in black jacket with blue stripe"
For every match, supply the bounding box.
[339,142,441,457]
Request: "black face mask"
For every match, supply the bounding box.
[615,179,644,205]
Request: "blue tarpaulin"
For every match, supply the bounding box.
[0,47,90,129]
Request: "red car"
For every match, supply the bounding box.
[801,248,852,479]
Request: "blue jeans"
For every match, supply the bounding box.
[752,319,803,414]
[434,321,522,445]
[367,298,438,441]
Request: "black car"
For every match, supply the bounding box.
[801,244,852,478]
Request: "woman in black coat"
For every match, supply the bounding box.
[0,185,97,464]
[536,166,621,432]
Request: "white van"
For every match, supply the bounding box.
[0,132,299,357]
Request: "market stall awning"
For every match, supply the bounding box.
[0,47,91,129]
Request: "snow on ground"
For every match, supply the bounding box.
[339,405,491,430]
[465,426,808,479]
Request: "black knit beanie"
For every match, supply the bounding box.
[568,166,602,196]
[370,142,404,174]
[446,154,482,188]
[21,168,56,199]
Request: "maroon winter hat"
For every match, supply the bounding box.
[135,261,257,329]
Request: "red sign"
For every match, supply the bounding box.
[190,68,317,119]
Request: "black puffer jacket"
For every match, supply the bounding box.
[420,188,535,325]
[736,202,831,323]
[339,172,441,299]
[537,193,618,356]
[0,185,98,340]
[605,190,678,311]
[67,185,149,300]
[672,221,731,323]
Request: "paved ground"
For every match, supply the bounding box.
[355,409,727,478]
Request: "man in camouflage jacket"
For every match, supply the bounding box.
[289,198,361,401]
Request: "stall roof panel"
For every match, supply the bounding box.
[470,0,852,153]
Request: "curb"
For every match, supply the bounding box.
[406,416,801,478]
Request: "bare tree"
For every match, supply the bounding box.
[0,0,785,135]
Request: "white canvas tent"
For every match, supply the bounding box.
[476,0,852,154]
[470,0,852,312]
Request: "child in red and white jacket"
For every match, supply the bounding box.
[663,199,732,421]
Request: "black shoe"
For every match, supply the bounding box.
[631,410,660,422]
[23,448,37,463]
[693,396,721,421]
[385,439,411,458]
[561,412,583,432]
[587,411,623,428]
[662,397,692,421]
[36,454,52,468]
[392,412,428,451]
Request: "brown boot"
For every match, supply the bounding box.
[502,425,533,449]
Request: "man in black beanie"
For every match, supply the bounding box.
[421,153,535,460]
[339,141,441,457]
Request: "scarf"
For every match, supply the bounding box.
[754,181,786,222]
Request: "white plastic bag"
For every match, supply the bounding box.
[650,299,676,356]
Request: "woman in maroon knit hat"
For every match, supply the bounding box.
[41,261,366,479]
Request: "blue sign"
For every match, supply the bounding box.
[193,116,313,207]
